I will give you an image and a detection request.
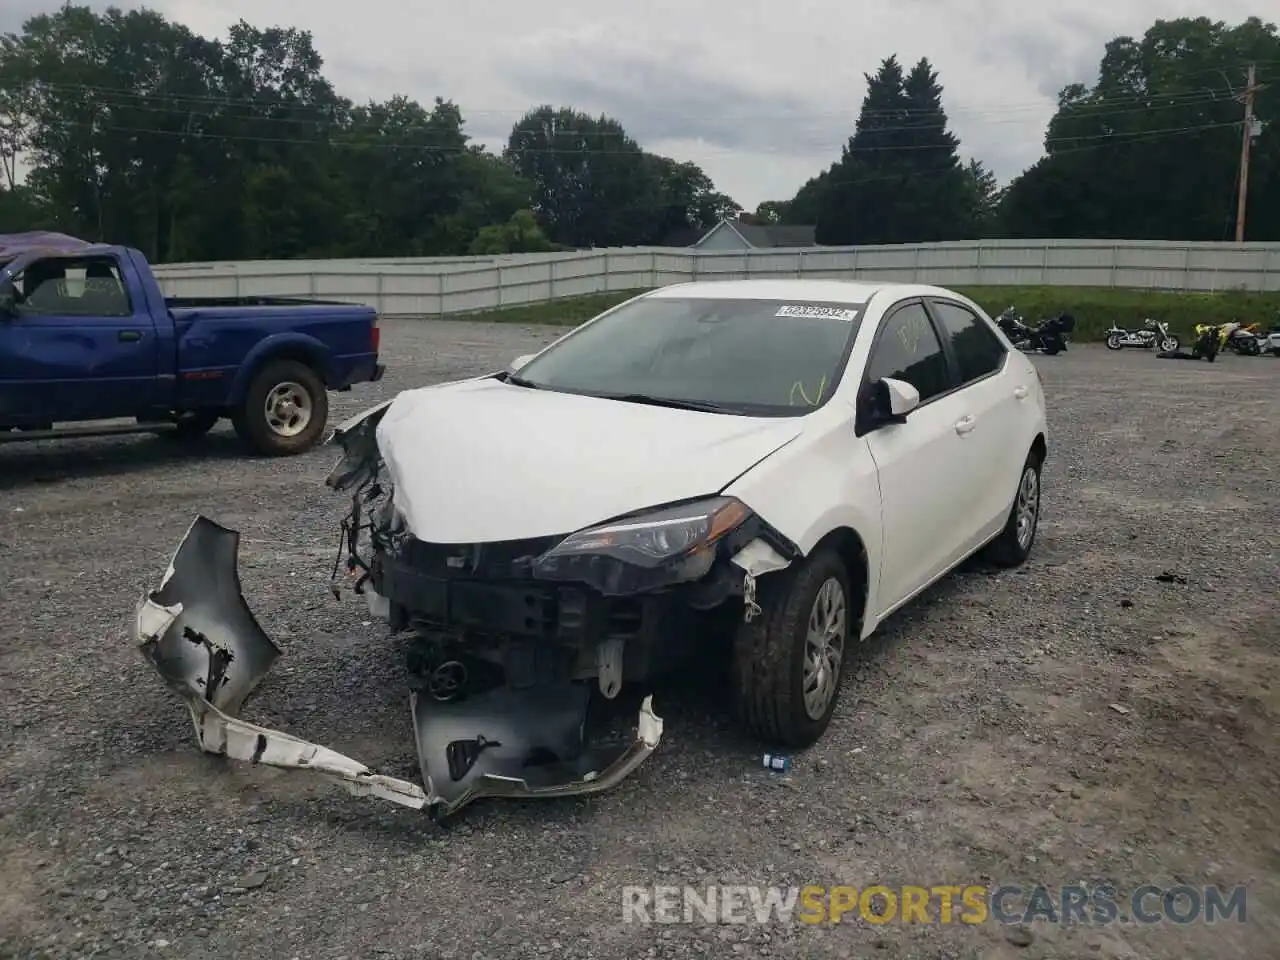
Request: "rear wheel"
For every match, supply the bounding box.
[232,359,328,456]
[982,450,1042,568]
[731,547,853,749]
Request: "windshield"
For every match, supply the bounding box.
[512,296,865,416]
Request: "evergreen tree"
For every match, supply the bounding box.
[815,55,907,245]
[899,58,973,240]
[814,55,977,244]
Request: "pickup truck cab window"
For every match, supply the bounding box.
[864,301,950,402]
[13,256,132,317]
[928,299,1008,386]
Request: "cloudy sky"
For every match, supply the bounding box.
[1,1,1264,208]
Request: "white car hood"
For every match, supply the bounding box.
[374,378,803,542]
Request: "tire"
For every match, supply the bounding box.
[982,449,1042,568]
[232,358,329,456]
[731,547,854,749]
[1041,339,1062,356]
[1105,333,1123,350]
[160,410,220,442]
[1160,337,1180,353]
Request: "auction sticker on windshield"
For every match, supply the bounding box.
[775,304,859,321]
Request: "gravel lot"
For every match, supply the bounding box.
[1,321,1277,960]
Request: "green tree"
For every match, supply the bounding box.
[815,56,975,244]
[505,106,665,247]
[961,159,1001,235]
[0,7,737,259]
[752,200,788,223]
[998,17,1280,240]
[468,208,560,254]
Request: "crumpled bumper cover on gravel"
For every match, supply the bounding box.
[134,515,663,819]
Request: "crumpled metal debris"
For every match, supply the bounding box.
[135,515,663,819]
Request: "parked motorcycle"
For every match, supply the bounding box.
[1262,326,1280,357]
[1190,324,1220,362]
[1104,318,1179,352]
[1196,321,1261,356]
[996,306,1074,355]
[1225,322,1262,355]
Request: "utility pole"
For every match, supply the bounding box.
[1235,63,1261,242]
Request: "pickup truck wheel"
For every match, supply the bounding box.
[981,450,1042,568]
[731,548,851,749]
[234,359,328,456]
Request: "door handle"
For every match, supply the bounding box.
[118,330,142,342]
[1014,386,1029,400]
[954,415,976,435]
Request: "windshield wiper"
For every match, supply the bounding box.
[601,393,733,414]
[497,371,540,389]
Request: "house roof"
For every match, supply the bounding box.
[699,220,817,248]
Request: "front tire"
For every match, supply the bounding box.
[233,359,329,456]
[1105,333,1123,350]
[982,450,1042,568]
[731,548,853,749]
[1160,337,1180,353]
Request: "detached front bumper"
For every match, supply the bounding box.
[134,516,663,819]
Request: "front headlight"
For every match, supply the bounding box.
[530,497,752,594]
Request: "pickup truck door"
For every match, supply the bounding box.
[858,300,972,615]
[0,254,161,423]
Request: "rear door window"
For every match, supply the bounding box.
[929,299,1008,385]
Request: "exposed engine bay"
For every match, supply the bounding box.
[134,393,801,819]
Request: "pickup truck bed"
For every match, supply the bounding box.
[0,233,385,455]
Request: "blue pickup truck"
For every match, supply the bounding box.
[0,232,384,456]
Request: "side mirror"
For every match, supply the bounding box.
[858,377,919,434]
[880,377,920,418]
[509,353,535,372]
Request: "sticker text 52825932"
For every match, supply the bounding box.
[775,304,858,322]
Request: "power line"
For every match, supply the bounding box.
[30,116,1241,160]
[0,77,1258,124]
[0,87,1236,141]
[809,121,1249,189]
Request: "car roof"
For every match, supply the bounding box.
[644,279,968,307]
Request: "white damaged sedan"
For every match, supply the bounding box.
[136,279,1048,818]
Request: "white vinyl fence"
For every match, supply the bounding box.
[150,239,1280,319]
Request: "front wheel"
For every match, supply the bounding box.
[233,359,329,456]
[1160,337,1180,353]
[731,547,853,749]
[1105,333,1123,350]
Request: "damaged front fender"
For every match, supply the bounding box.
[324,399,393,492]
[135,516,663,820]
